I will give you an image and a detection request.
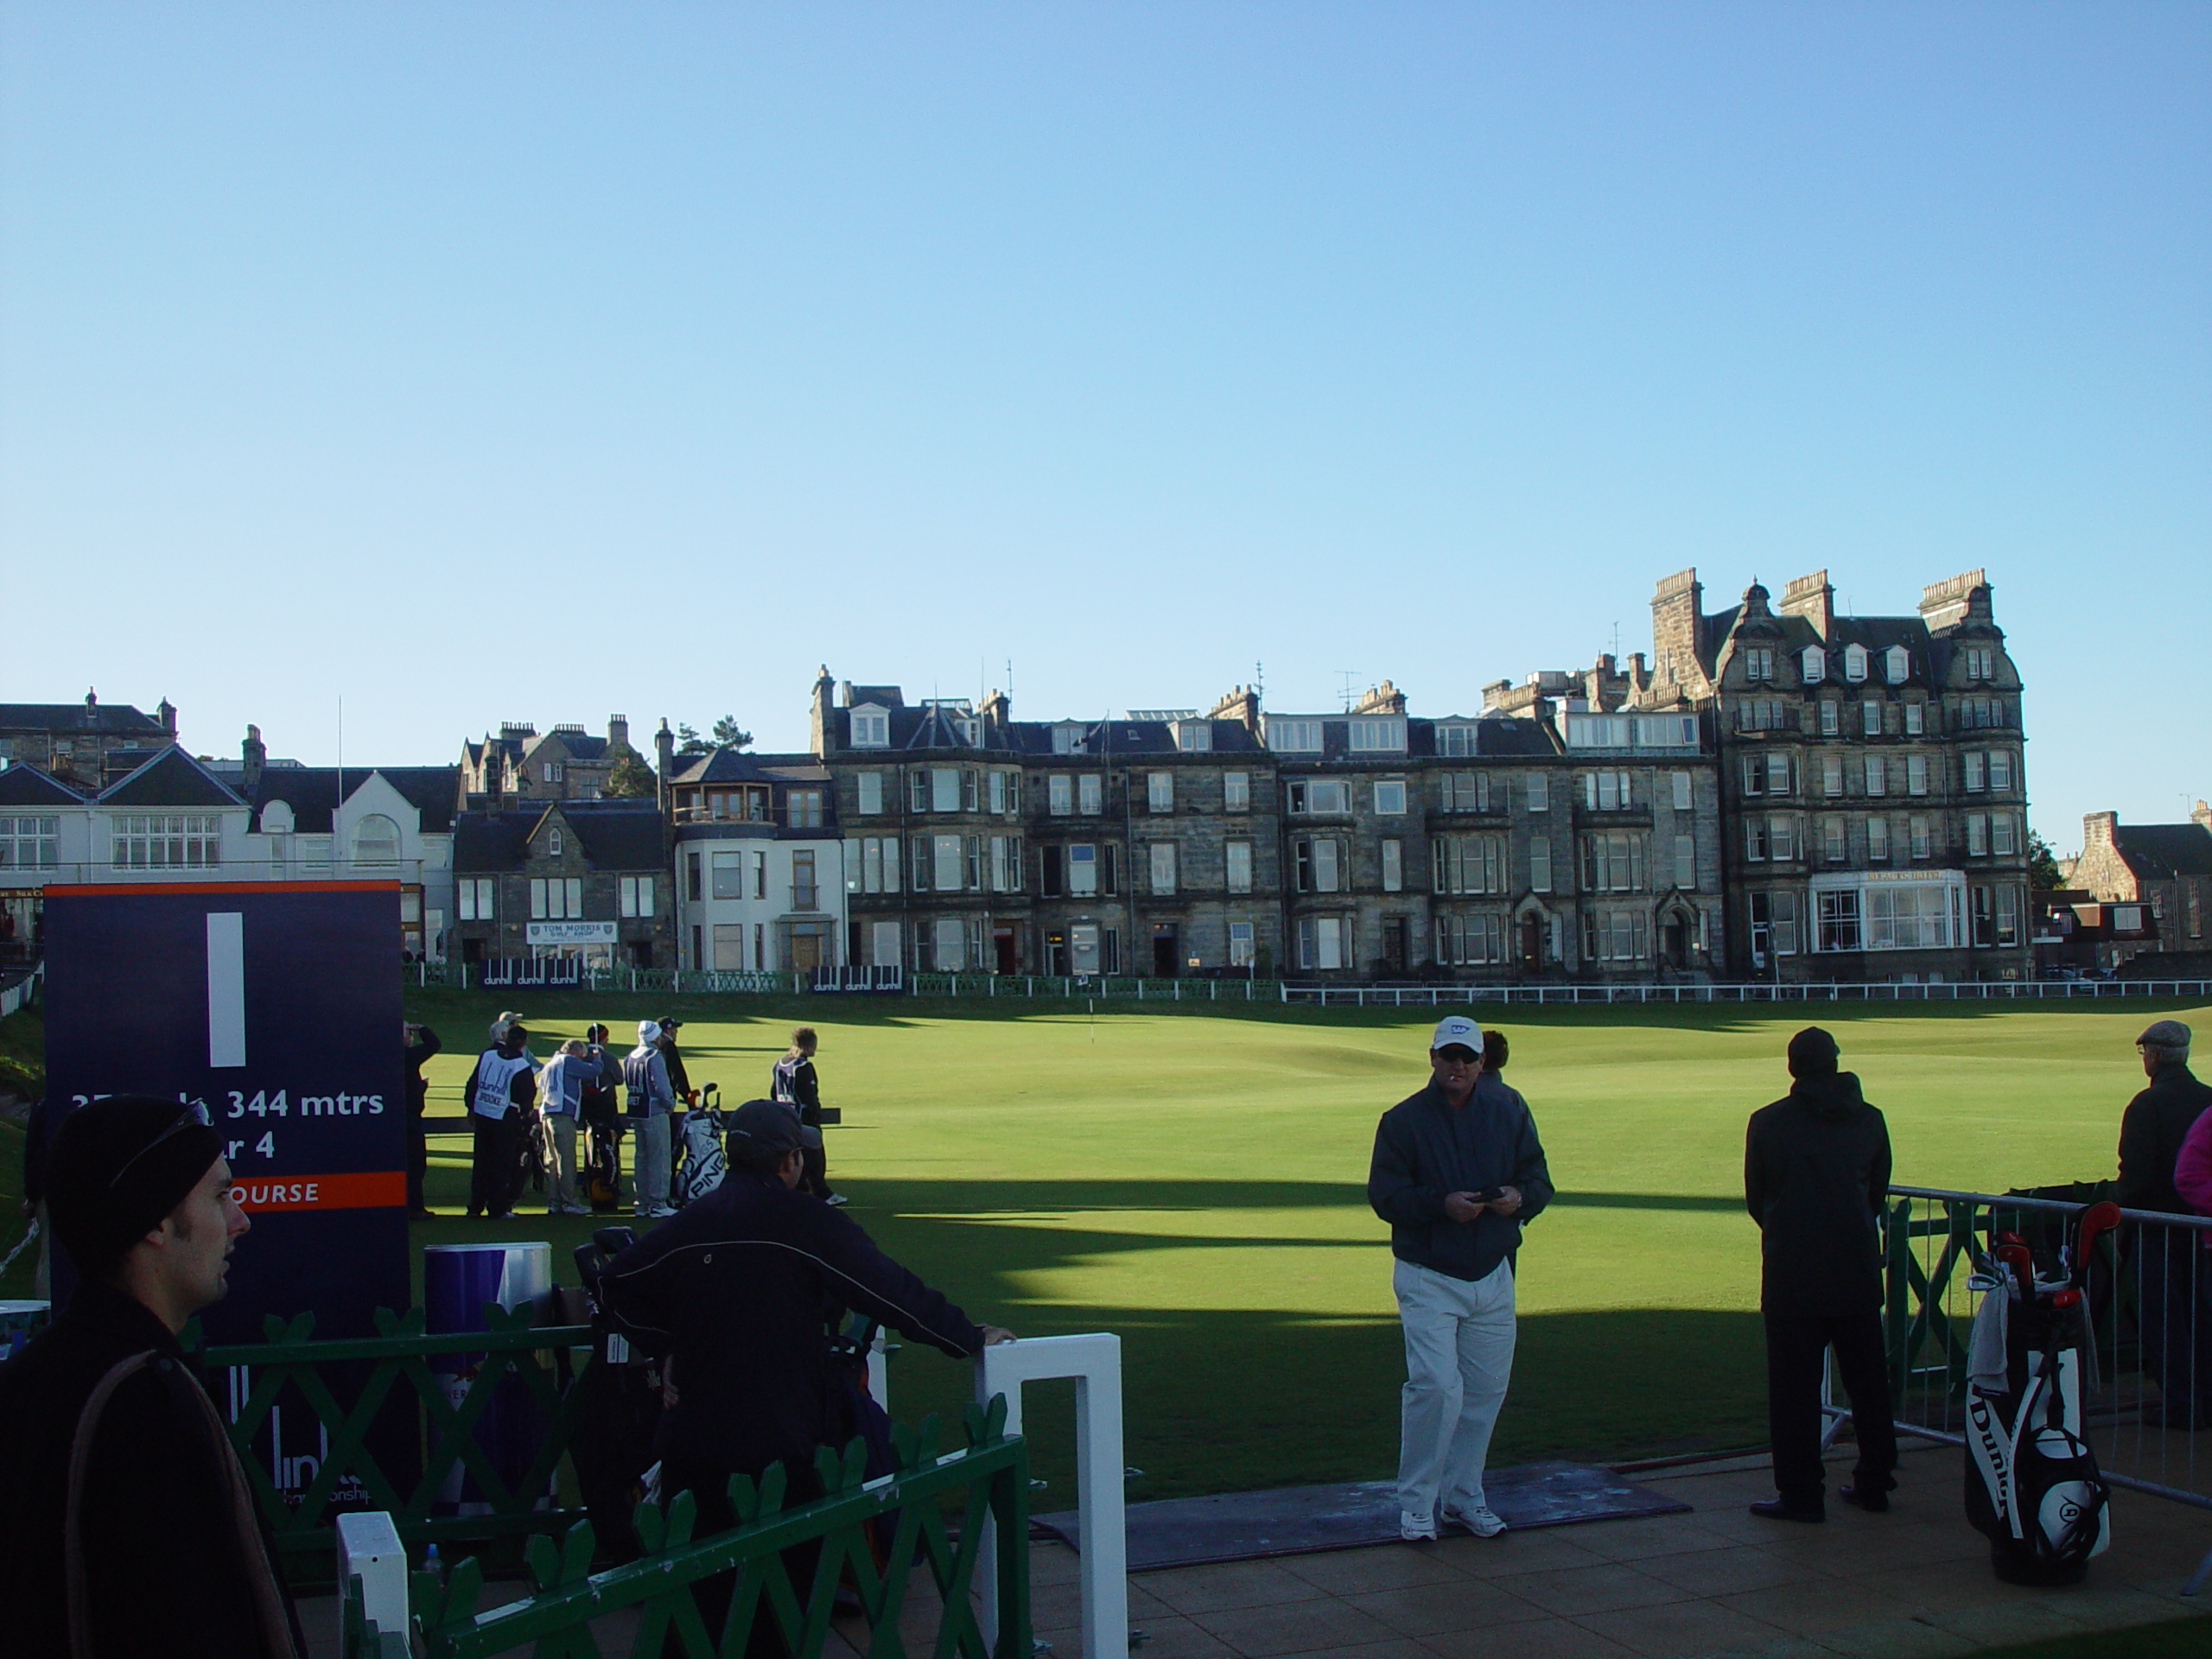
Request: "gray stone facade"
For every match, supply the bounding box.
[810,671,1727,982]
[1628,567,2033,983]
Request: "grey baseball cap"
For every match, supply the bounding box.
[2137,1020,2192,1052]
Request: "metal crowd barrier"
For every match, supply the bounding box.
[1883,1185,2212,1595]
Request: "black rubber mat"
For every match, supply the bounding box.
[1035,1460,1693,1571]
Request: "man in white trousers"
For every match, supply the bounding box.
[1368,1014,1554,1541]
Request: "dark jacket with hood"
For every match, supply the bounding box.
[1745,1072,1892,1316]
[0,1282,304,1659]
[2116,1058,2212,1215]
[1369,1079,1554,1284]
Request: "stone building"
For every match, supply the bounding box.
[2067,804,2212,970]
[448,799,673,969]
[1626,567,2031,982]
[0,692,176,790]
[456,716,640,805]
[664,747,847,975]
[807,668,1726,982]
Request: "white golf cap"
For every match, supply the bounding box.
[1430,1014,1483,1052]
[638,1019,663,1044]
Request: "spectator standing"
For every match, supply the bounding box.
[461,1014,538,1220]
[625,1020,677,1218]
[579,1022,624,1210]
[403,1020,442,1217]
[656,1016,693,1102]
[771,1025,842,1205]
[1743,1027,1898,1522]
[537,1039,594,1216]
[600,1100,1012,1643]
[0,1096,305,1657]
[2117,1019,2212,1428]
[1368,1014,1553,1542]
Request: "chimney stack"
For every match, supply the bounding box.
[241,724,266,795]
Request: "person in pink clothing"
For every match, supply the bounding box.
[2174,1104,2212,1217]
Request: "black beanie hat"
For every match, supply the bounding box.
[1787,1027,1841,1079]
[47,1095,226,1272]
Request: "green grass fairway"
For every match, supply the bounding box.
[5,992,2204,1504]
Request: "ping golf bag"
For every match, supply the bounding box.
[672,1083,727,1208]
[1963,1201,2121,1586]
[569,1227,665,1561]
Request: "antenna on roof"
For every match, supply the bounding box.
[1338,670,1357,712]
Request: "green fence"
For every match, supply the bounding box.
[352,1401,1032,1659]
[194,1303,596,1567]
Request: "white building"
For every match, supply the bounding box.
[665,749,849,975]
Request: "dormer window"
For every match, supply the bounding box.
[954,718,980,747]
[1052,723,1087,755]
[1801,647,1825,684]
[262,801,295,836]
[1885,645,1910,684]
[1843,644,1868,683]
[1176,721,1212,753]
[849,706,890,748]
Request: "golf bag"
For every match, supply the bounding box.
[569,1227,665,1561]
[672,1083,727,1208]
[1964,1201,2121,1586]
[581,1066,624,1213]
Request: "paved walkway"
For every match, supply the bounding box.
[1030,1444,2210,1659]
[302,1444,2209,1657]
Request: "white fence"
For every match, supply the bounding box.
[0,963,40,1019]
[1279,978,2212,1008]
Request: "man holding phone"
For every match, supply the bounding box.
[1368,1014,1554,1542]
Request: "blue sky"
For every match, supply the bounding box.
[3,3,2205,851]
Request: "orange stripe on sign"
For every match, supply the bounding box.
[228,1172,405,1213]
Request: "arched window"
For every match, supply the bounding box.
[549,828,564,856]
[353,814,401,867]
[262,801,294,836]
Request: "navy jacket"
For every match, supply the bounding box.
[601,1173,985,1478]
[2116,1060,2212,1215]
[1368,1078,1554,1283]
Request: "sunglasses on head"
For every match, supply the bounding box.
[108,1100,213,1189]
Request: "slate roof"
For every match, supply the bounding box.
[665,750,830,787]
[250,766,461,835]
[0,702,166,734]
[835,703,1268,757]
[97,747,245,809]
[0,765,87,807]
[2114,824,2212,880]
[455,802,666,874]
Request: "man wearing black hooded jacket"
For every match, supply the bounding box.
[1744,1026,1898,1522]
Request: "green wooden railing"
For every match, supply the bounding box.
[194,1304,595,1566]
[1879,1185,2134,1410]
[349,1401,1031,1659]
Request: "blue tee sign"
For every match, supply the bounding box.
[42,880,410,1342]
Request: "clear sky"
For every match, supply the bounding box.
[3,3,2205,853]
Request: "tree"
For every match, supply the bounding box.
[675,722,709,756]
[711,715,753,750]
[605,751,657,798]
[2028,830,2065,893]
